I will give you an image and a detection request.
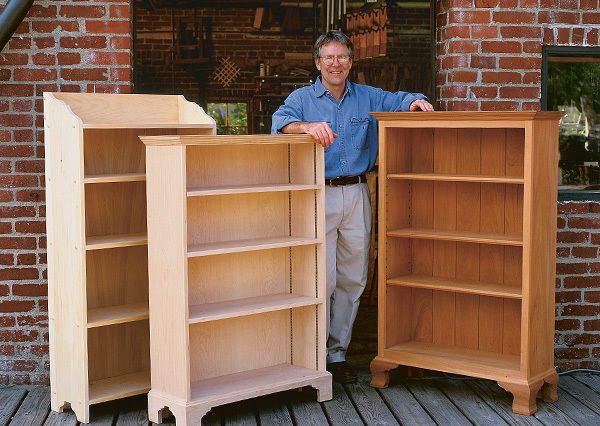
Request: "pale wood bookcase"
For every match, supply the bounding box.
[369,111,563,415]
[44,93,215,423]
[141,134,332,425]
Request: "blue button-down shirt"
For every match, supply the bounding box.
[271,77,427,179]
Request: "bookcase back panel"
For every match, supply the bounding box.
[290,245,320,297]
[86,246,148,309]
[391,240,523,287]
[84,130,146,175]
[187,191,317,245]
[290,144,318,185]
[85,182,147,237]
[385,128,524,178]
[189,311,291,381]
[387,180,523,237]
[87,321,150,382]
[385,287,521,356]
[291,305,319,370]
[186,144,290,188]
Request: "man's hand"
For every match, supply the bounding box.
[301,122,338,148]
[409,99,434,111]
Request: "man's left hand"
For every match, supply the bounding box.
[409,99,434,111]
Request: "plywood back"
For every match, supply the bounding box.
[83,129,146,175]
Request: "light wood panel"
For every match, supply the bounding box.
[371,111,562,415]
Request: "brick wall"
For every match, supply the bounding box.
[0,0,132,385]
[555,202,600,371]
[436,0,600,111]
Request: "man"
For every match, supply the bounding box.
[271,30,433,384]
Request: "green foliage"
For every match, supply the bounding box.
[207,102,248,135]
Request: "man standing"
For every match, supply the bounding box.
[271,31,433,384]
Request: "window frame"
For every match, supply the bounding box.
[541,45,600,201]
[206,101,248,135]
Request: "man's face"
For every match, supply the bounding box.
[315,41,352,91]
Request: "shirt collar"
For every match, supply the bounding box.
[314,77,353,98]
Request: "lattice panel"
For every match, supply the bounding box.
[212,57,241,87]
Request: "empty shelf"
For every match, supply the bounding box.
[88,371,150,404]
[84,173,146,184]
[388,173,524,184]
[387,228,522,246]
[187,183,320,197]
[388,275,522,299]
[86,233,147,250]
[188,236,320,257]
[87,302,149,328]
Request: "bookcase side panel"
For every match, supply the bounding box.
[523,120,559,377]
[44,94,89,416]
[145,145,190,400]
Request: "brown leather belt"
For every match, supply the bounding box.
[325,174,367,186]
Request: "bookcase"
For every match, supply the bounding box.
[369,111,563,415]
[44,93,215,423]
[141,134,332,425]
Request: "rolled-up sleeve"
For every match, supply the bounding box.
[271,91,304,134]
[376,88,428,112]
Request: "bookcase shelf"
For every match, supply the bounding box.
[370,111,563,416]
[142,134,331,426]
[44,92,216,423]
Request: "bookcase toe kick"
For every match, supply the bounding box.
[148,365,332,425]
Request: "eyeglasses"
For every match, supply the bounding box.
[320,55,351,65]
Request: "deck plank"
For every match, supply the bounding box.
[558,375,600,414]
[378,383,436,426]
[345,378,398,425]
[466,381,543,425]
[43,410,78,426]
[573,373,600,392]
[288,389,328,426]
[321,382,363,426]
[256,394,293,425]
[438,379,509,425]
[87,400,118,426]
[114,395,148,426]
[549,388,600,426]
[0,386,27,426]
[221,400,258,426]
[9,387,50,426]
[406,379,471,426]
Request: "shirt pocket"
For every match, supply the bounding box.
[350,117,370,151]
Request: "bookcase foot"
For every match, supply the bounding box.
[498,380,545,415]
[539,370,559,403]
[369,358,399,388]
[314,374,333,401]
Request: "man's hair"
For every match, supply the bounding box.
[313,31,353,61]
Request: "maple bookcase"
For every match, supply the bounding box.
[369,111,563,415]
[141,134,332,425]
[44,93,215,423]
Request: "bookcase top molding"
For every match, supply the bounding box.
[140,134,316,146]
[371,111,565,123]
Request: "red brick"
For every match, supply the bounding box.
[557,247,570,258]
[558,202,590,214]
[15,221,46,234]
[554,348,589,359]
[448,71,478,83]
[33,37,55,49]
[556,318,581,331]
[0,285,9,296]
[543,27,555,44]
[557,232,589,243]
[34,83,58,96]
[538,11,580,25]
[583,13,600,25]
[110,5,130,18]
[499,0,519,5]
[482,41,521,54]
[0,114,33,127]
[84,51,131,66]
[0,301,35,313]
[0,191,13,203]
[572,247,599,259]
[591,203,600,213]
[559,0,579,7]
[15,190,44,202]
[481,71,521,84]
[31,21,79,33]
[13,68,56,81]
[557,217,567,229]
[448,11,491,25]
[60,36,107,49]
[584,291,600,303]
[0,146,35,159]
[563,333,600,345]
[584,319,600,331]
[0,237,36,250]
[519,0,539,6]
[556,291,581,303]
[556,27,570,44]
[85,84,131,94]
[29,345,49,357]
[0,205,37,218]
[0,70,9,81]
[57,52,80,65]
[499,25,541,39]
[0,84,34,97]
[8,37,31,49]
[29,4,57,17]
[568,217,600,229]
[572,28,585,44]
[471,86,498,98]
[0,222,11,234]
[0,53,28,65]
[110,36,131,49]
[444,26,470,39]
[580,0,599,8]
[12,99,33,112]
[522,41,542,54]
[499,86,540,98]
[480,100,519,110]
[61,68,108,81]
[442,86,468,98]
[564,275,600,288]
[523,72,540,84]
[493,11,536,24]
[592,233,600,245]
[586,29,599,45]
[447,100,478,111]
[15,160,44,174]
[556,262,591,275]
[470,55,496,69]
[11,360,37,372]
[13,130,34,143]
[442,55,469,68]
[475,0,500,6]
[85,20,131,35]
[563,301,599,318]
[60,5,106,18]
[110,68,131,82]
[32,53,56,66]
[0,268,39,281]
[499,56,541,70]
[17,315,48,326]
[16,253,36,265]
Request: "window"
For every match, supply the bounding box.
[542,47,600,199]
[206,102,248,135]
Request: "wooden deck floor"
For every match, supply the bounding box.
[1,371,600,425]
